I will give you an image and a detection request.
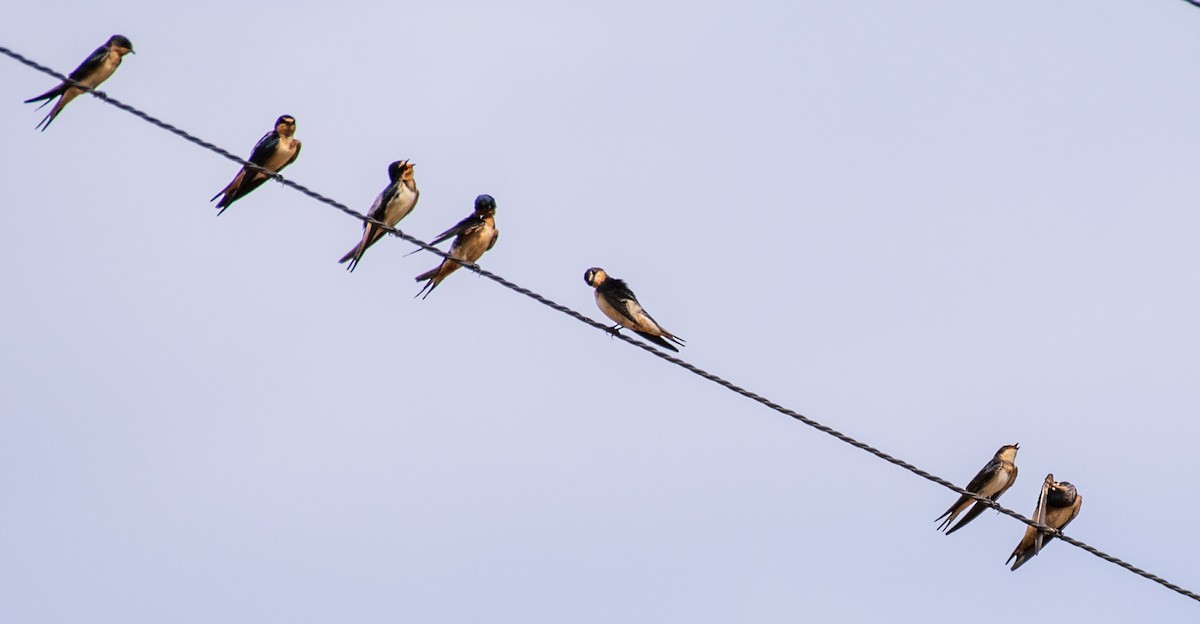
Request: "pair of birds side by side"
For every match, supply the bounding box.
[331,158,499,298]
[21,36,305,220]
[936,444,1083,570]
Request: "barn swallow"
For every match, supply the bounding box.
[1007,473,1082,570]
[414,194,499,298]
[583,267,685,352]
[211,115,301,215]
[338,160,419,271]
[25,34,135,131]
[935,443,1019,535]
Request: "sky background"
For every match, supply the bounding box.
[3,1,1199,621]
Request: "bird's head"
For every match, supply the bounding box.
[584,267,608,287]
[1048,481,1078,506]
[275,115,297,136]
[388,160,414,182]
[474,194,496,214]
[109,35,134,55]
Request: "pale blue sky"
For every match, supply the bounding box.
[3,1,1199,621]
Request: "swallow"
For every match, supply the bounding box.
[1007,473,1082,570]
[414,194,499,298]
[935,443,1019,535]
[338,160,419,271]
[211,115,301,215]
[583,267,685,352]
[25,34,135,131]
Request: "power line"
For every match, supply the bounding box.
[3,43,1197,605]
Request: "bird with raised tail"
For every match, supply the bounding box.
[1007,473,1082,570]
[583,267,685,353]
[339,160,419,271]
[25,34,135,131]
[936,443,1019,535]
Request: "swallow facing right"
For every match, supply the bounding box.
[1007,473,1082,570]
[414,194,499,298]
[935,443,1019,535]
[583,267,685,352]
[25,34,135,131]
[211,115,301,215]
[338,160,419,271]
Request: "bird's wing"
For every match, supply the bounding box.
[963,458,1001,494]
[430,214,477,246]
[246,131,280,166]
[67,44,110,81]
[1032,474,1053,554]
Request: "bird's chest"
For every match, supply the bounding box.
[985,465,1013,494]
[386,185,418,219]
[83,52,122,88]
[453,223,494,261]
[263,138,298,171]
[596,292,632,327]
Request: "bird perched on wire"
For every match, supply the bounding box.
[1007,473,1082,570]
[211,115,301,215]
[339,160,419,271]
[25,34,135,131]
[583,267,685,352]
[936,443,1019,535]
[414,194,499,298]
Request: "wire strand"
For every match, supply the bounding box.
[4,43,1197,605]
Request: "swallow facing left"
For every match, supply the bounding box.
[583,267,685,352]
[414,194,499,298]
[25,35,135,131]
[936,443,1019,535]
[1007,473,1082,570]
[339,160,419,271]
[211,115,301,215]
